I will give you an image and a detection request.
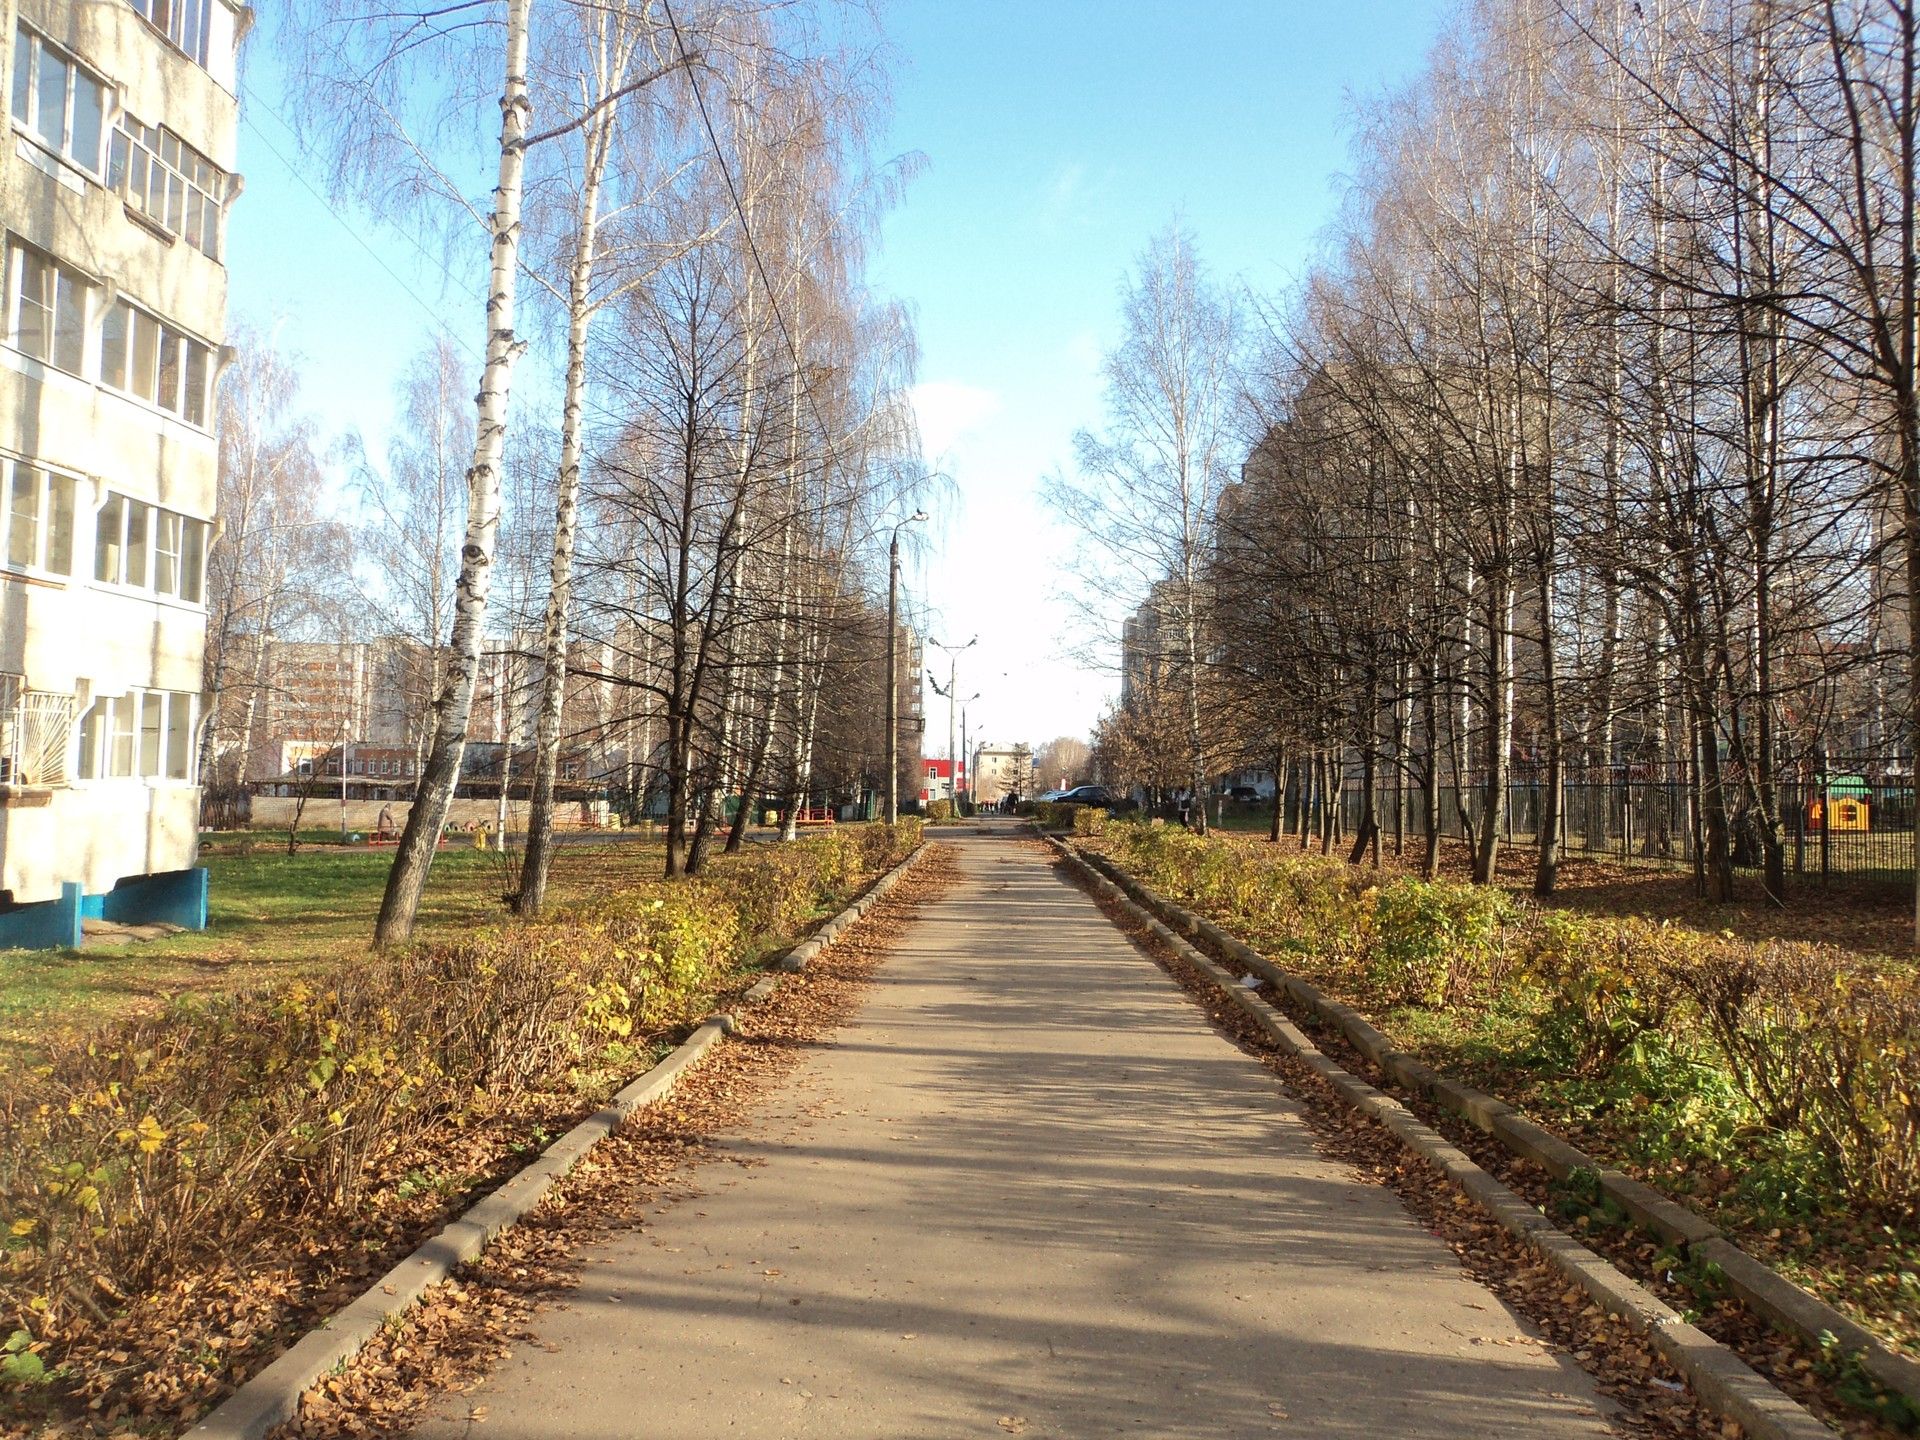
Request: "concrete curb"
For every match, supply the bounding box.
[185,1018,731,1440]
[189,843,925,1440]
[1048,838,1837,1440]
[776,844,925,972]
[1066,842,1920,1414]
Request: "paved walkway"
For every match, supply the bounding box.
[416,826,1618,1438]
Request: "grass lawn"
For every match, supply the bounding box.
[0,839,667,1069]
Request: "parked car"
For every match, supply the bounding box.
[1038,789,1067,802]
[1055,785,1117,808]
[1226,785,1261,804]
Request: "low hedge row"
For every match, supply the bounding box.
[1097,821,1920,1222]
[0,821,920,1350]
[1030,802,1109,833]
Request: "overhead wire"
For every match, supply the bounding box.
[659,0,844,464]
[237,78,644,434]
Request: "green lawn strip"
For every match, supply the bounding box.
[1089,836,1920,1365]
[0,845,659,1069]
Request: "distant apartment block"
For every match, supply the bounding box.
[0,0,246,945]
[234,634,621,798]
[971,745,1034,807]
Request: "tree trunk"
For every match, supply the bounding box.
[1533,558,1563,897]
[1267,744,1287,842]
[1421,656,1441,878]
[1472,567,1512,885]
[1348,670,1380,866]
[374,0,532,947]
[517,101,613,916]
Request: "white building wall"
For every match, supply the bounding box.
[0,0,241,903]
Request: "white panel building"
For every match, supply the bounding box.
[0,0,243,944]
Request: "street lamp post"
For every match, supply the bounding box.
[961,704,970,810]
[885,510,928,824]
[928,635,978,812]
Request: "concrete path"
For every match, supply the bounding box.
[415,826,1619,1439]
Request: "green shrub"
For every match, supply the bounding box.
[1032,801,1074,830]
[1370,879,1516,1006]
[1525,914,1689,1078]
[1096,818,1920,1220]
[1679,942,1920,1210]
[926,798,954,821]
[0,827,913,1334]
[1071,806,1108,837]
[857,817,922,871]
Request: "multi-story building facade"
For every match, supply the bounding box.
[0,0,244,944]
[971,744,1034,808]
[918,755,962,807]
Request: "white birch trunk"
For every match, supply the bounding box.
[375,0,534,946]
[517,85,614,914]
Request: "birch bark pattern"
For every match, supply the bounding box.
[517,79,615,917]
[375,0,533,947]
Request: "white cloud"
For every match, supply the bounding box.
[910,380,1002,461]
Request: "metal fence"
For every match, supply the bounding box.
[1322,760,1916,882]
[0,678,74,788]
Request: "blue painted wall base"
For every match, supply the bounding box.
[0,882,85,950]
[0,868,208,951]
[101,868,209,931]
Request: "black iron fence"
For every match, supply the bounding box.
[1326,760,1916,882]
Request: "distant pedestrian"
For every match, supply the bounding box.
[376,804,396,839]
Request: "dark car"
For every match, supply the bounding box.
[1226,785,1261,804]
[1056,785,1117,808]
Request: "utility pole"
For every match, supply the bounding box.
[885,510,927,823]
[928,636,977,812]
[960,705,970,812]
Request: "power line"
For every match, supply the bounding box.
[238,81,662,438]
[237,85,482,366]
[659,0,840,456]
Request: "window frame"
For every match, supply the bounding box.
[4,241,91,377]
[107,113,226,259]
[9,24,108,176]
[91,490,206,603]
[126,0,211,69]
[98,296,214,429]
[0,457,77,577]
[73,688,197,783]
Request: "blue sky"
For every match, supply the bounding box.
[226,0,1452,757]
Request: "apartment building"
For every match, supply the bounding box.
[0,0,244,945]
[233,634,628,799]
[971,745,1034,808]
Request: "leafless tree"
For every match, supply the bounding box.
[1049,225,1244,833]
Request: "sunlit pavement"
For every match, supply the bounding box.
[411,826,1619,1439]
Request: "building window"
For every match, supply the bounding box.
[5,242,89,375]
[101,298,212,427]
[93,491,207,603]
[126,0,210,68]
[10,25,106,173]
[109,116,225,258]
[75,687,195,781]
[0,459,76,575]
